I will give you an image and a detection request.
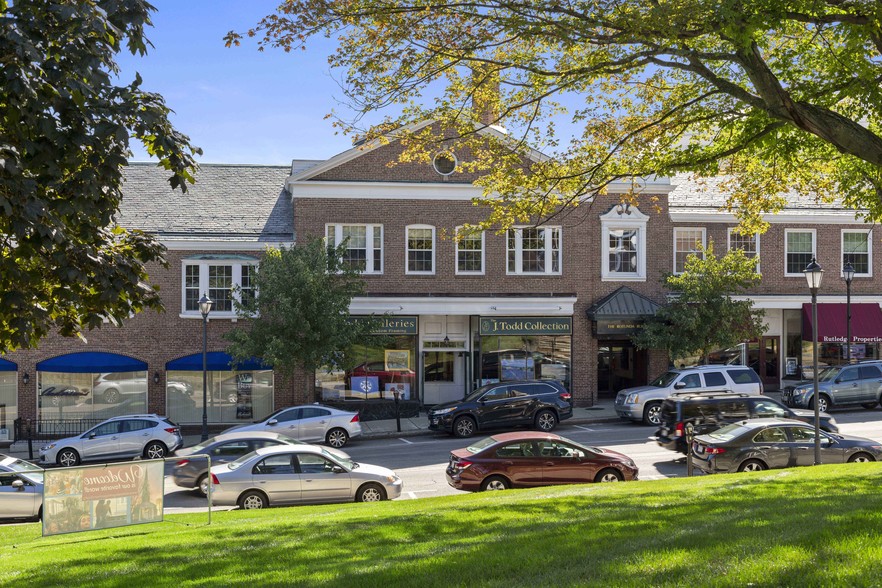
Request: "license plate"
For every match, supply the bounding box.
[431,418,439,425]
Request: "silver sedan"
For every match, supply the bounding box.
[223,404,362,448]
[0,454,44,521]
[209,445,402,509]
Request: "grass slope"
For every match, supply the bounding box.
[3,465,882,587]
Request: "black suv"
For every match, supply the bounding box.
[655,392,839,454]
[427,380,573,438]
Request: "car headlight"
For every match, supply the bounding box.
[432,407,456,415]
[40,443,56,451]
[625,393,639,404]
[386,474,400,483]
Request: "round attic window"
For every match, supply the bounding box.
[432,152,457,176]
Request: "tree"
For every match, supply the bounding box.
[229,1,882,231]
[225,238,378,396]
[634,240,765,364]
[0,1,200,352]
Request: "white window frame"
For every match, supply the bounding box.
[506,226,562,276]
[842,229,873,277]
[601,207,648,281]
[673,227,707,274]
[180,258,258,318]
[405,224,436,275]
[784,229,817,277]
[727,228,761,274]
[325,223,384,275]
[455,226,485,275]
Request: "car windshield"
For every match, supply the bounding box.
[227,450,258,470]
[556,435,601,454]
[818,367,842,382]
[4,458,42,474]
[649,371,680,388]
[322,449,355,470]
[466,436,501,453]
[463,384,498,402]
[706,423,751,441]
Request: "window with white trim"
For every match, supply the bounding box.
[455,227,484,274]
[728,228,760,272]
[785,229,816,276]
[842,229,872,276]
[326,224,383,274]
[181,256,258,316]
[673,228,706,274]
[601,206,648,281]
[406,225,435,274]
[506,227,561,275]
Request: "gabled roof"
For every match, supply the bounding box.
[118,163,293,243]
[586,287,661,319]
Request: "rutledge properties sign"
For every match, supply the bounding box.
[42,461,164,536]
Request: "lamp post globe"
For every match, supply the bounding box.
[803,258,823,466]
[199,293,213,441]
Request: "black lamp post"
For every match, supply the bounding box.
[199,293,213,441]
[844,261,855,365]
[804,258,824,466]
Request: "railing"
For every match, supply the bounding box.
[13,418,104,460]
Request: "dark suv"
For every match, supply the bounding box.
[655,392,839,454]
[428,380,573,438]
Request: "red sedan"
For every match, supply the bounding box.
[446,431,638,491]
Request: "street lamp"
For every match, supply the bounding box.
[804,258,823,466]
[844,261,855,366]
[199,293,213,441]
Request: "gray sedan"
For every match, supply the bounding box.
[0,454,44,521]
[209,445,402,509]
[692,418,882,474]
[223,404,361,448]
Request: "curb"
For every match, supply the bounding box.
[358,414,623,441]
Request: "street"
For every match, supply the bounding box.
[161,408,882,510]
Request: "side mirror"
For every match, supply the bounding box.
[821,436,834,446]
[267,419,278,426]
[11,479,24,491]
[89,433,97,439]
[331,466,345,474]
[674,382,687,390]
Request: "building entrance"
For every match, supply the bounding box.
[597,342,648,398]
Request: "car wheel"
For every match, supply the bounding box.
[143,441,167,460]
[326,428,349,448]
[848,452,875,463]
[356,482,387,502]
[861,402,878,410]
[738,459,767,472]
[594,468,624,483]
[57,448,80,467]
[812,395,830,413]
[238,490,268,510]
[453,416,476,438]
[34,506,43,523]
[481,475,510,491]
[535,409,558,432]
[102,388,120,404]
[197,474,210,497]
[643,402,662,426]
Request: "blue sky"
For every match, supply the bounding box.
[116,1,356,165]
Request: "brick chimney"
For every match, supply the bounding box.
[470,64,500,127]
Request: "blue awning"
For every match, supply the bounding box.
[165,352,272,372]
[36,352,147,374]
[0,357,16,372]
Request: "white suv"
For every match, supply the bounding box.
[615,365,763,426]
[39,414,183,467]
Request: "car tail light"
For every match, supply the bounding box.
[453,459,473,470]
[176,459,190,467]
[210,473,220,485]
[706,447,726,455]
[559,392,572,402]
[675,422,684,437]
[350,414,360,423]
[165,427,180,435]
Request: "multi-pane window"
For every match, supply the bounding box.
[673,228,706,273]
[185,265,200,312]
[608,229,639,274]
[209,266,233,312]
[843,230,872,276]
[506,227,561,274]
[182,258,257,315]
[456,228,484,274]
[325,224,383,274]
[728,229,760,271]
[601,206,648,281]
[785,230,815,275]
[240,265,255,305]
[406,225,435,274]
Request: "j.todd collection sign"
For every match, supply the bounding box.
[479,317,572,336]
[349,316,418,335]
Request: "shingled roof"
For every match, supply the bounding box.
[117,163,293,242]
[668,174,846,212]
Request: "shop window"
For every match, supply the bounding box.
[728,229,760,272]
[785,229,815,276]
[507,227,561,275]
[165,369,274,424]
[326,224,383,274]
[456,227,484,275]
[842,230,872,276]
[181,255,258,316]
[318,334,418,402]
[406,225,435,274]
[673,228,706,274]
[601,206,648,281]
[0,371,16,442]
[477,334,571,392]
[37,371,148,421]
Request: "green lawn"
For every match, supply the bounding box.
[4,465,882,587]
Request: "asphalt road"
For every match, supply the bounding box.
[161,408,882,511]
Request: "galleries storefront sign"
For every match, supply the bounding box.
[42,461,164,536]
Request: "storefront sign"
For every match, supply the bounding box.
[236,372,253,420]
[350,316,418,335]
[479,317,572,336]
[43,461,164,536]
[595,319,643,335]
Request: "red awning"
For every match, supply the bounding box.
[802,303,882,343]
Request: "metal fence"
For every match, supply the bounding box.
[13,418,103,443]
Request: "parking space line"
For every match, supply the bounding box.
[398,438,415,444]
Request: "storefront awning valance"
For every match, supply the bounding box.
[36,352,147,373]
[0,357,16,372]
[165,352,272,372]
[802,303,882,343]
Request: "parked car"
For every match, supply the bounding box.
[172,431,350,496]
[0,454,43,521]
[223,404,361,448]
[428,380,573,438]
[691,418,882,474]
[615,365,763,426]
[39,414,183,467]
[92,372,147,404]
[209,444,402,508]
[655,392,839,454]
[445,432,638,491]
[783,361,882,412]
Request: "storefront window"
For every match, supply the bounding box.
[165,370,274,424]
[318,334,418,401]
[37,371,148,421]
[477,334,572,392]
[0,372,16,443]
